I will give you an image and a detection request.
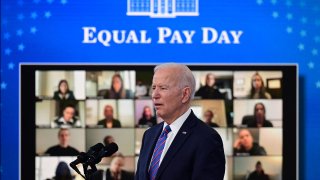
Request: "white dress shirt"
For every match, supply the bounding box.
[158,108,191,165]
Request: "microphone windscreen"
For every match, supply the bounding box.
[104,142,118,157]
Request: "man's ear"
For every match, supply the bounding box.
[181,87,191,103]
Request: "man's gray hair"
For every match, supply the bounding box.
[154,63,196,99]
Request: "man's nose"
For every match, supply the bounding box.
[152,88,160,99]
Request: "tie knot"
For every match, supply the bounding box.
[163,125,171,135]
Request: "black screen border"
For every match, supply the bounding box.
[20,64,298,180]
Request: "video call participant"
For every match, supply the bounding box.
[53,105,81,128]
[104,74,133,99]
[204,110,219,127]
[136,63,225,180]
[94,154,134,180]
[97,105,121,128]
[247,161,270,180]
[233,129,267,156]
[249,72,272,99]
[242,103,273,128]
[53,80,75,100]
[195,73,224,99]
[45,128,80,156]
[103,135,115,146]
[137,106,157,128]
[135,80,148,98]
[50,161,74,180]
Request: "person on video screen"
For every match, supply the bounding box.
[204,110,219,127]
[53,105,81,128]
[94,154,134,180]
[97,105,121,128]
[135,80,148,98]
[51,161,74,180]
[45,128,80,156]
[233,129,267,156]
[195,73,224,99]
[247,161,270,180]
[103,135,115,146]
[249,72,272,99]
[104,74,133,99]
[136,63,225,180]
[137,106,157,128]
[53,80,76,100]
[242,103,273,128]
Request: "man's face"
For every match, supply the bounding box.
[239,129,253,149]
[104,106,114,119]
[206,74,215,87]
[63,107,75,121]
[152,68,184,122]
[58,130,70,146]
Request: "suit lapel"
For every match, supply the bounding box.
[155,111,197,179]
[143,123,164,176]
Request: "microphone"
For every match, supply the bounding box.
[69,143,104,173]
[85,142,119,165]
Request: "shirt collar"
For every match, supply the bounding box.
[163,108,191,135]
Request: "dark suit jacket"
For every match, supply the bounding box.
[136,111,225,180]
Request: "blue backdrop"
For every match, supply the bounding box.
[1,0,319,179]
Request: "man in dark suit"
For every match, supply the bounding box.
[97,105,121,128]
[136,63,225,180]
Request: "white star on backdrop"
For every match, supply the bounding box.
[8,63,15,70]
[270,0,277,5]
[30,26,38,34]
[314,36,320,43]
[4,48,12,55]
[286,26,293,33]
[44,11,52,18]
[308,62,314,69]
[17,13,25,21]
[300,30,307,37]
[300,17,308,24]
[286,0,292,7]
[47,0,54,4]
[1,82,7,90]
[272,11,279,18]
[18,43,25,51]
[298,43,305,50]
[16,29,24,36]
[311,48,318,56]
[257,0,263,5]
[30,12,38,19]
[286,13,293,20]
[316,81,320,88]
[61,0,67,5]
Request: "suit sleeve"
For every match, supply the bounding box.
[135,130,148,180]
[192,131,226,180]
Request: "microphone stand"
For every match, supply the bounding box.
[83,163,98,179]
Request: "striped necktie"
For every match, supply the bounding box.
[149,125,171,180]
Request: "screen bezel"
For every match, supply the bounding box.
[20,64,298,180]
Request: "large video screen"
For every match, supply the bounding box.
[20,64,297,180]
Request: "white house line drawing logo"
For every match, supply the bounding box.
[127,0,199,18]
